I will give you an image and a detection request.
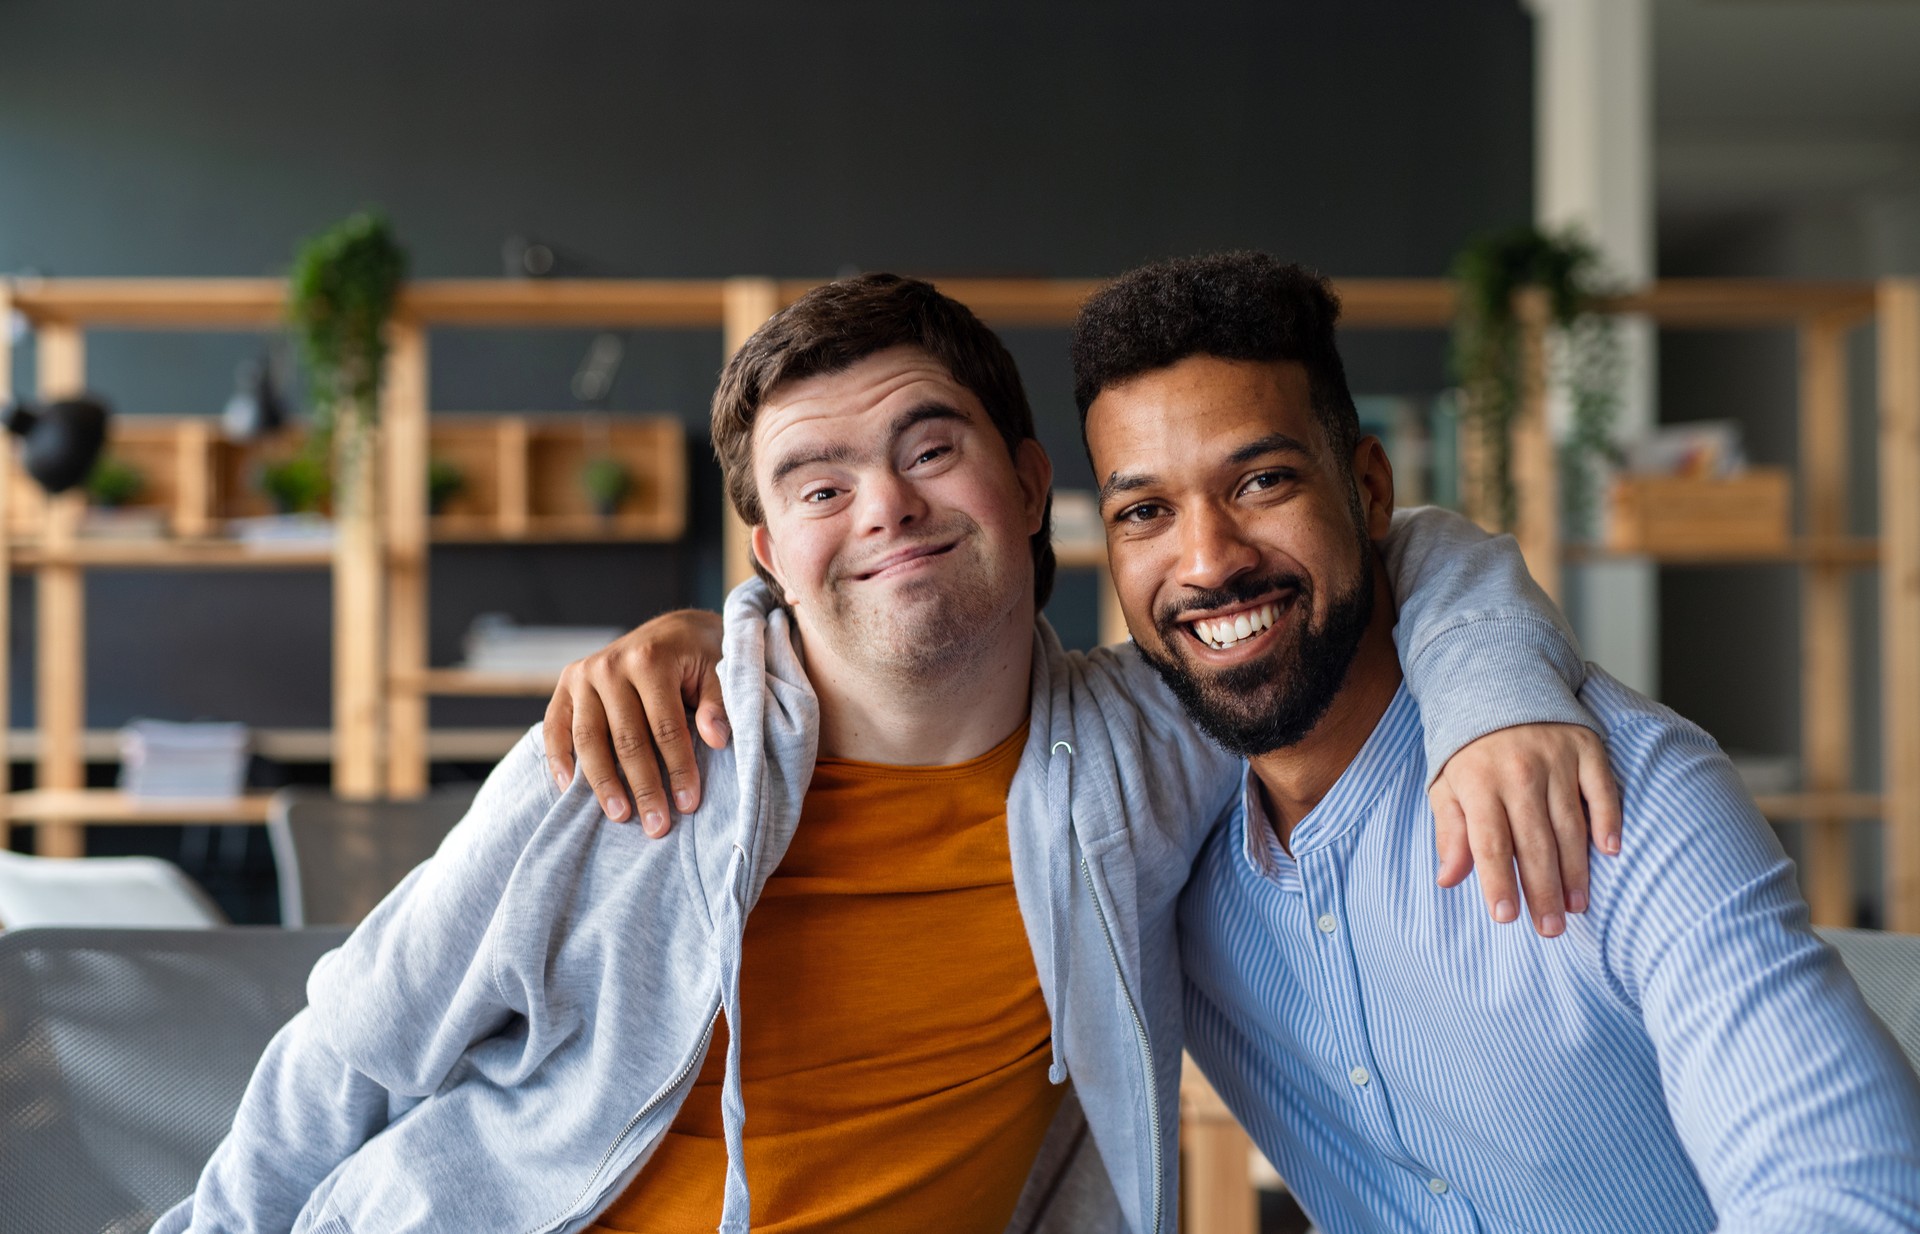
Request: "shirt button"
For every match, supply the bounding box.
[1428,1177,1449,1195]
[1316,913,1337,934]
[1349,1065,1370,1088]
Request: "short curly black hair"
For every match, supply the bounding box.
[1070,251,1361,468]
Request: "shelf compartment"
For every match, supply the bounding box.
[3,789,275,824]
[426,413,687,542]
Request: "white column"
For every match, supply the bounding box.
[1526,0,1658,695]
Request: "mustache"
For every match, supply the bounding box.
[1153,571,1307,636]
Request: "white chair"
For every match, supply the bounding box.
[0,850,225,930]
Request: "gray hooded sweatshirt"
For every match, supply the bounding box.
[156,507,1589,1234]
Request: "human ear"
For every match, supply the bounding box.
[750,524,792,604]
[1014,438,1054,536]
[1351,436,1395,539]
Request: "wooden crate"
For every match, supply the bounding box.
[1606,468,1792,555]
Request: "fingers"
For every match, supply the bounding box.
[1579,734,1624,857]
[1548,766,1590,916]
[1458,782,1522,927]
[543,681,577,790]
[1499,770,1568,938]
[632,666,699,830]
[1431,782,1473,889]
[692,664,731,751]
[568,687,637,827]
[592,673,673,837]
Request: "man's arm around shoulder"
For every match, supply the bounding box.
[154,729,566,1233]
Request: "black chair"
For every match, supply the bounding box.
[0,927,348,1234]
[267,784,478,927]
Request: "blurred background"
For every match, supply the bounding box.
[2,0,1917,922]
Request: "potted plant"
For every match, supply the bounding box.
[428,457,466,515]
[581,456,631,518]
[85,456,146,508]
[1449,225,1622,534]
[259,454,332,515]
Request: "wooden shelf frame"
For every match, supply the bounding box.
[1500,279,1920,931]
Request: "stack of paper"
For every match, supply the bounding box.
[119,720,251,800]
[462,614,622,675]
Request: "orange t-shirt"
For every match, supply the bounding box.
[587,722,1062,1233]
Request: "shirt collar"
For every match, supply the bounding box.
[1234,683,1422,871]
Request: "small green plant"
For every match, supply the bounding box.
[581,456,631,516]
[259,454,331,515]
[1450,225,1623,533]
[428,457,466,515]
[85,456,146,508]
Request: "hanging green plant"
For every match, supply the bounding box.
[1449,225,1623,534]
[288,211,408,447]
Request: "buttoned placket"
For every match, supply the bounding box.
[1245,747,1477,1232]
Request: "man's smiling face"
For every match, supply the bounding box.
[1088,354,1391,756]
[750,344,1051,680]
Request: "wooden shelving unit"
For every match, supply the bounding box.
[3,275,1913,938]
[1498,279,1920,932]
[0,278,693,846]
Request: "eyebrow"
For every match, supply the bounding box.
[1098,431,1314,506]
[766,401,972,488]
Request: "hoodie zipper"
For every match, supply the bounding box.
[1081,856,1164,1234]
[526,1008,719,1234]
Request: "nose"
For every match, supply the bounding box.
[1173,501,1260,593]
[855,468,928,534]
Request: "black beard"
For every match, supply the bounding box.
[1137,554,1375,758]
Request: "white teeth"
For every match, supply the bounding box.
[1191,601,1281,650]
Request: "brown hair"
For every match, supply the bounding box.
[712,272,1056,605]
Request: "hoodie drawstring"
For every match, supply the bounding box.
[1045,740,1075,1086]
[715,843,752,1233]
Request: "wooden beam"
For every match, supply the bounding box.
[1799,314,1854,926]
[496,416,530,538]
[1512,290,1561,602]
[722,279,781,591]
[1601,281,1877,328]
[34,323,87,856]
[401,280,728,327]
[1880,280,1920,931]
[383,321,431,797]
[332,426,385,799]
[1181,1056,1258,1234]
[172,417,214,538]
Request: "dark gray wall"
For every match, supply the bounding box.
[1,0,1535,731]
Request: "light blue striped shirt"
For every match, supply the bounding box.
[1180,668,1920,1234]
